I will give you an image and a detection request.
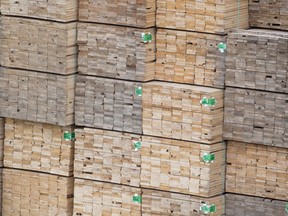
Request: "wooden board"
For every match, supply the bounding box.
[155,28,226,88]
[142,189,225,216]
[226,141,288,200]
[79,0,156,27]
[1,0,78,22]
[0,118,4,139]
[249,0,288,31]
[74,179,141,216]
[0,140,3,167]
[224,87,288,147]
[0,16,77,75]
[78,22,155,81]
[0,169,2,214]
[226,29,288,93]
[143,81,224,144]
[0,67,75,126]
[2,168,74,216]
[226,193,288,216]
[75,75,143,133]
[156,0,249,34]
[4,118,74,176]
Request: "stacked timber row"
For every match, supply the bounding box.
[224,3,288,214]
[0,1,78,215]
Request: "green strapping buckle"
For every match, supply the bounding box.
[133,194,142,203]
[135,87,142,96]
[133,141,142,151]
[202,153,215,163]
[218,43,227,53]
[142,33,152,43]
[200,203,216,214]
[285,204,288,213]
[200,97,217,107]
[64,131,75,141]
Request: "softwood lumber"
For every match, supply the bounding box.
[0,16,77,74]
[79,0,156,27]
[0,119,4,166]
[249,0,288,31]
[143,81,224,143]
[226,29,288,93]
[156,28,226,88]
[226,193,288,216]
[0,118,4,139]
[157,0,249,34]
[73,179,141,216]
[224,87,288,147]
[2,169,74,216]
[0,169,2,214]
[75,76,143,133]
[4,118,74,176]
[1,0,78,22]
[0,67,75,126]
[226,141,288,200]
[78,22,155,81]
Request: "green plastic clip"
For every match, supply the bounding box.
[133,141,142,151]
[64,131,75,141]
[285,204,288,213]
[133,194,142,203]
[202,153,215,163]
[142,33,152,43]
[135,87,142,96]
[200,203,216,214]
[218,43,227,53]
[200,97,217,107]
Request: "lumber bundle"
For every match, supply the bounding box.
[74,128,142,187]
[224,87,288,147]
[4,119,74,176]
[78,22,155,81]
[0,16,77,75]
[226,193,288,216]
[2,169,74,216]
[74,179,142,216]
[1,0,78,22]
[226,141,288,200]
[0,68,75,126]
[249,0,288,31]
[155,28,226,88]
[226,29,288,93]
[142,189,225,215]
[156,0,249,34]
[79,0,156,27]
[142,81,224,143]
[75,76,143,133]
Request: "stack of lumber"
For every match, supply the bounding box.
[75,76,143,133]
[249,0,288,31]
[0,68,75,126]
[155,29,226,88]
[226,141,288,200]
[2,169,74,216]
[226,193,288,216]
[142,81,224,143]
[77,23,155,81]
[4,118,74,176]
[74,128,226,197]
[79,0,156,27]
[156,0,249,34]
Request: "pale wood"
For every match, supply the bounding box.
[156,28,226,88]
[224,87,288,147]
[0,67,75,126]
[0,17,77,75]
[157,0,249,34]
[79,0,156,27]
[0,169,2,214]
[226,141,288,200]
[4,118,74,176]
[0,118,4,167]
[226,29,288,93]
[0,118,4,139]
[1,0,78,22]
[78,22,155,81]
[250,0,288,31]
[143,81,224,143]
[2,169,74,216]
